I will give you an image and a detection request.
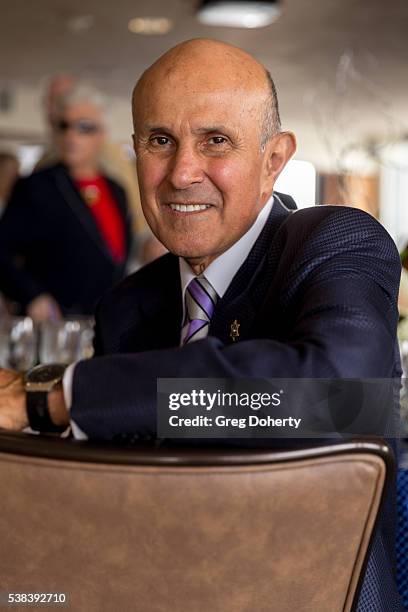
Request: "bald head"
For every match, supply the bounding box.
[132,38,281,146]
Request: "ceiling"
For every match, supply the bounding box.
[0,0,407,170]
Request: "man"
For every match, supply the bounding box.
[38,74,167,266]
[0,39,403,609]
[0,84,132,320]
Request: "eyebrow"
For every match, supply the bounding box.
[142,125,233,135]
[142,126,171,134]
[192,126,231,135]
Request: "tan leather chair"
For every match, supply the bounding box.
[0,434,392,612]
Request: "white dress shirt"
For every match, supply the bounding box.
[65,194,275,438]
[180,195,274,343]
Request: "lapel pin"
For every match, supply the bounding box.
[81,185,100,207]
[230,319,241,342]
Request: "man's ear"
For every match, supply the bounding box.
[261,131,297,195]
[132,133,137,155]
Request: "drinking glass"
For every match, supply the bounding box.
[0,317,38,371]
[39,318,94,364]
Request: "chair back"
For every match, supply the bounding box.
[0,434,392,612]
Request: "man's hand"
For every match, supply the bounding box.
[27,294,62,323]
[0,368,69,432]
[0,369,28,431]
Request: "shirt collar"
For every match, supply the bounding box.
[179,194,274,311]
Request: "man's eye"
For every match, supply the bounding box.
[209,136,227,145]
[151,136,171,146]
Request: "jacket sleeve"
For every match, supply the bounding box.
[0,178,48,306]
[70,206,402,440]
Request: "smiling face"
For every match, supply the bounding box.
[133,39,296,271]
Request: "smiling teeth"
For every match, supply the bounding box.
[170,204,210,212]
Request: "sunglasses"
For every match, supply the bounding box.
[55,119,101,135]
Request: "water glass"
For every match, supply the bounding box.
[39,318,94,364]
[0,317,38,371]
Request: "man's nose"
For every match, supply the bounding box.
[167,144,205,190]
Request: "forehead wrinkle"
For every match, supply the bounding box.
[136,85,267,118]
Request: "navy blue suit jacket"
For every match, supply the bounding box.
[72,193,404,610]
[0,162,132,315]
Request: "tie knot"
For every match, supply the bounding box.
[185,276,218,324]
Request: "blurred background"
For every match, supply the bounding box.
[0,0,407,234]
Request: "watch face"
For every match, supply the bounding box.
[25,364,67,385]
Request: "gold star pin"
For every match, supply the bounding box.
[230,319,240,342]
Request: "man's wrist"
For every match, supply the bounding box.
[24,364,70,432]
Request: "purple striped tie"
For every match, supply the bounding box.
[183,276,218,344]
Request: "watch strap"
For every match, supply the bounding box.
[26,391,67,433]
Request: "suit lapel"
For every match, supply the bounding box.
[210,195,293,344]
[139,256,182,350]
[53,164,113,261]
[119,254,182,352]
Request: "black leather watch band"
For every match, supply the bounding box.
[26,391,67,433]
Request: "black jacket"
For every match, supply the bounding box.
[0,162,132,315]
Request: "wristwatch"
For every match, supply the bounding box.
[25,364,68,433]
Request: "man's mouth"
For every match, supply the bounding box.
[168,203,212,213]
